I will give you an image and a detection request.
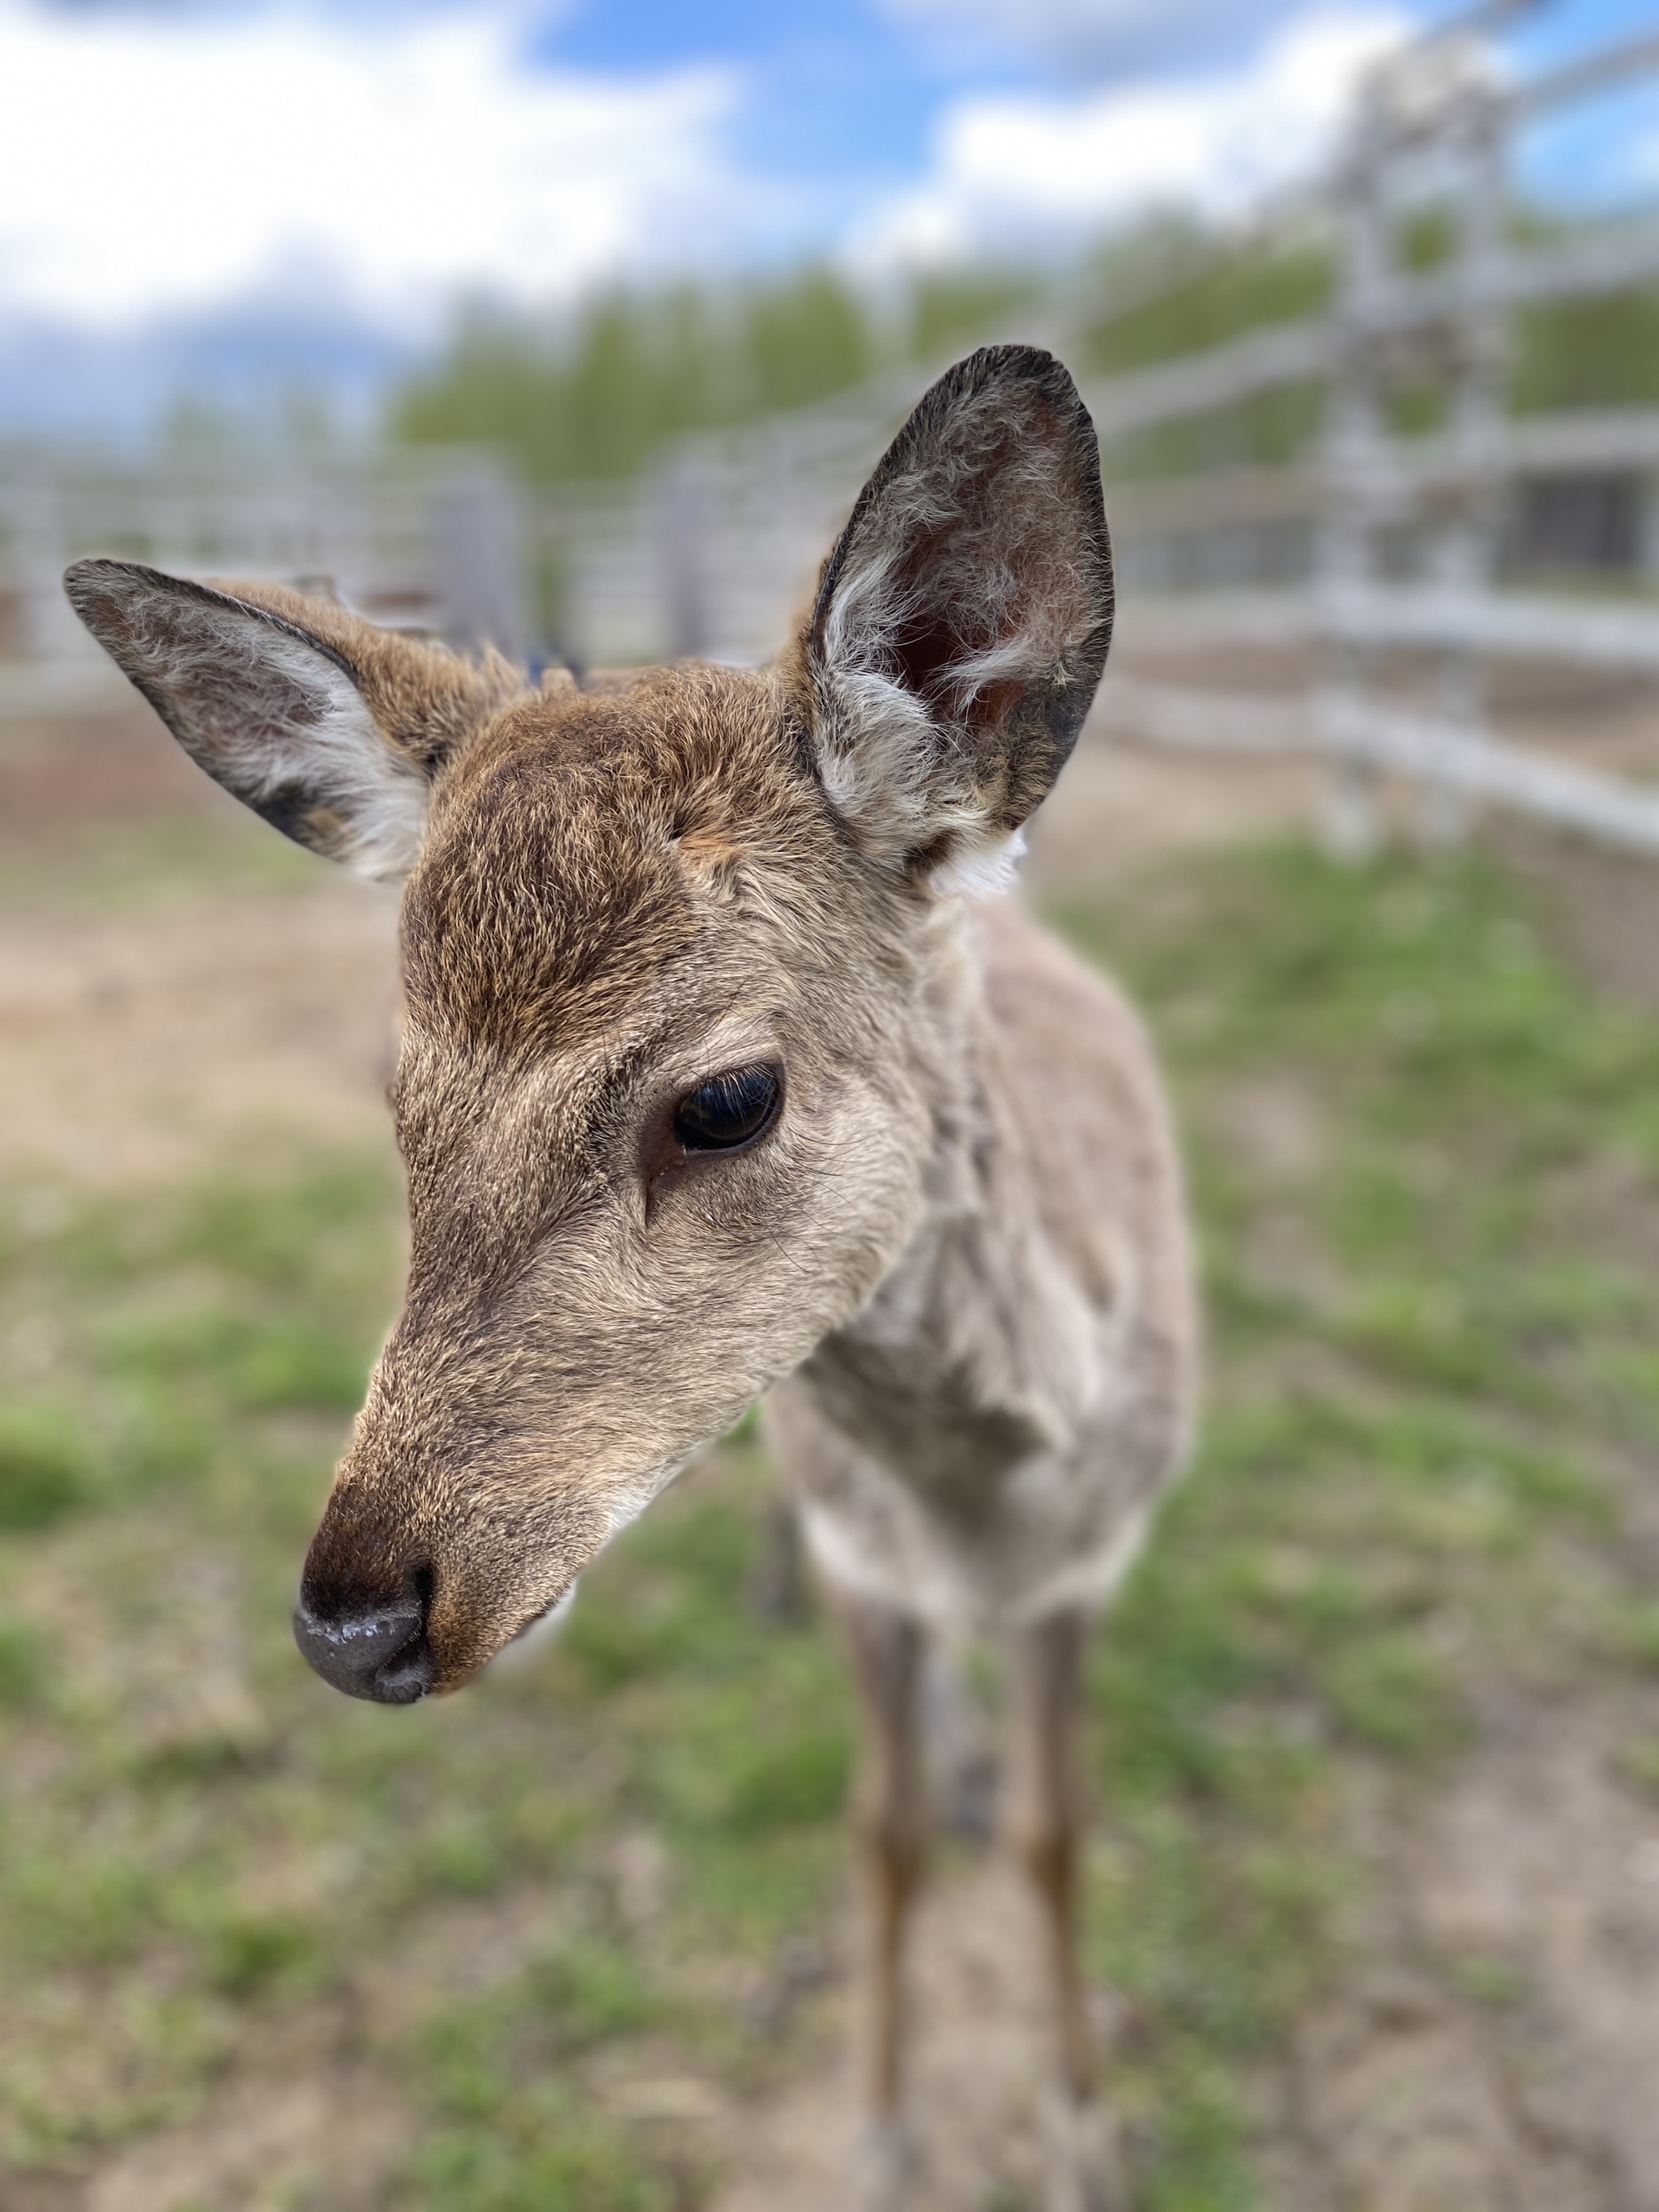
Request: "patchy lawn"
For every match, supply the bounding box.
[5,833,1659,2208]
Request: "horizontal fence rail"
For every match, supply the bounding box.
[5,2,1659,872]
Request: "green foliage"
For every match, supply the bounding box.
[201,1911,326,1998]
[908,267,1038,362]
[1323,1633,1462,1758]
[0,1614,42,1708]
[1617,1737,1659,1799]
[0,1161,397,1538]
[391,203,1659,519]
[417,2091,672,2212]
[415,1941,676,2212]
[392,262,1040,487]
[547,1473,854,1943]
[525,1937,665,2052]
[419,1813,510,1898]
[1447,1951,1529,2008]
[1602,1599,1659,1670]
[742,266,875,414]
[559,1497,759,1691]
[1073,222,1331,483]
[0,1144,842,2193]
[718,1722,850,1835]
[0,1406,87,1530]
[1513,283,1659,414]
[1081,203,1659,476]
[1395,203,1459,273]
[1081,222,1331,377]
[101,1308,369,1415]
[6,1849,164,1969]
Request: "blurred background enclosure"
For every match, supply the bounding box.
[14,2,1659,2209]
[10,0,1659,831]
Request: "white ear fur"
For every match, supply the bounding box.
[183,614,430,882]
[925,825,1028,901]
[64,560,434,882]
[814,675,987,867]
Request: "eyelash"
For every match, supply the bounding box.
[671,1065,783,1154]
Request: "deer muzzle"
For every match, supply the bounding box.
[292,1579,437,1703]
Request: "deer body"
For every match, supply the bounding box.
[66,347,1198,2211]
[778,895,1192,1634]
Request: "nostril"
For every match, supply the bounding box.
[293,1574,436,1705]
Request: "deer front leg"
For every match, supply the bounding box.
[1006,1606,1123,2212]
[834,1592,930,2210]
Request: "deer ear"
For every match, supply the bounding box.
[63,560,523,882]
[803,344,1113,893]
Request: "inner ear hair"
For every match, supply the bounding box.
[220,576,526,768]
[63,560,524,880]
[804,345,1114,876]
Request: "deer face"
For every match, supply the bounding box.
[312,671,935,1694]
[65,344,1114,1699]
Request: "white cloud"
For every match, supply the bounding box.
[855,8,1405,266]
[881,0,1298,76]
[0,0,1413,343]
[0,0,743,330]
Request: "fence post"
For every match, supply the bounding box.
[1417,46,1508,850]
[1318,65,1390,861]
[433,465,527,663]
[658,459,711,663]
[14,467,88,664]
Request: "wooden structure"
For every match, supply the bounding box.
[9,2,1659,863]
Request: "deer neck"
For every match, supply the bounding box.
[793,897,1102,1502]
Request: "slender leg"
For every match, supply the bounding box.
[1006,1608,1120,2212]
[1007,1609,1093,2098]
[831,1592,930,2194]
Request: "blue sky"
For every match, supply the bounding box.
[0,0,1654,431]
[541,0,1316,183]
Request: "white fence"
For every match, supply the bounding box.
[0,445,529,714]
[522,6,1659,869]
[7,3,1659,868]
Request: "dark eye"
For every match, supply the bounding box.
[672,1065,782,1153]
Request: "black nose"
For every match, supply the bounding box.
[292,1587,435,1703]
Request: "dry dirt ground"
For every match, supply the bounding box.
[7,693,1659,2212]
[0,710,401,1190]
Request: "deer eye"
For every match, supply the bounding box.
[672,1066,782,1153]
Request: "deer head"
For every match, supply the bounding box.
[65,345,1113,1702]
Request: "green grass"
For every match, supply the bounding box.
[0,1153,846,2193]
[413,1931,691,2212]
[1043,845,1659,2200]
[6,836,1659,2202]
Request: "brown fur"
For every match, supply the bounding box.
[65,345,1198,2210]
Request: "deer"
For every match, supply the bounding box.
[65,344,1198,2212]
